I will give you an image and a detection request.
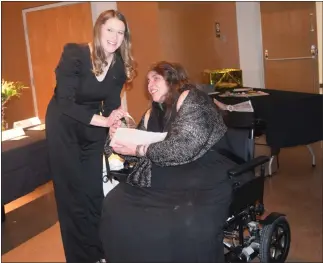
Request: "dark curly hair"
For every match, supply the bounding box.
[147,61,194,127]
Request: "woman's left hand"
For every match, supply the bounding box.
[109,120,122,139]
[111,141,137,156]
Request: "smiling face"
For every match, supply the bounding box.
[100,17,125,56]
[147,71,169,103]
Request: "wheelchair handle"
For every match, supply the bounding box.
[228,156,270,177]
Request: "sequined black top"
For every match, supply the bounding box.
[105,86,227,187]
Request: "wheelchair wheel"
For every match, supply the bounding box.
[259,216,291,263]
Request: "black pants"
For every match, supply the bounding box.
[46,101,105,263]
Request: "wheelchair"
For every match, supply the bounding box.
[222,153,291,263]
[107,130,291,263]
[217,111,291,263]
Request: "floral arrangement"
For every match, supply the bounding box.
[1,79,27,130]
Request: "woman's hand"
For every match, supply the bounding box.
[111,141,137,156]
[106,108,127,127]
[110,139,149,157]
[109,120,122,139]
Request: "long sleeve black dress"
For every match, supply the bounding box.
[45,43,126,263]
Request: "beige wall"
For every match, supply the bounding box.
[117,2,163,122]
[158,2,239,83]
[117,2,239,120]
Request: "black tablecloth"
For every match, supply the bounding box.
[210,89,323,149]
[1,129,50,205]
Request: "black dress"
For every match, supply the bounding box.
[100,102,234,263]
[45,43,126,263]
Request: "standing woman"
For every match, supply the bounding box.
[45,10,135,263]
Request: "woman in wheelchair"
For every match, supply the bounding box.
[100,61,250,262]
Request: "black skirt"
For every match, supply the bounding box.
[100,149,235,263]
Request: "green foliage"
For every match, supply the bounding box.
[1,79,26,105]
[1,79,28,130]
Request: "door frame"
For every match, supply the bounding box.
[22,1,84,117]
[236,2,321,91]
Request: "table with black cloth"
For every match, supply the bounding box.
[1,129,50,222]
[209,89,323,149]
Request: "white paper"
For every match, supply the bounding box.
[103,179,119,196]
[2,128,26,141]
[26,124,46,131]
[219,91,269,98]
[230,100,254,112]
[11,135,29,140]
[13,117,41,129]
[102,155,120,196]
[208,91,220,95]
[107,154,124,171]
[110,128,167,146]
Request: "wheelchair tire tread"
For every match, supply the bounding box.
[259,216,291,263]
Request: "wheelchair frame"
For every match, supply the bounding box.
[223,156,291,263]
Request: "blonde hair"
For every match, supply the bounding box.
[92,10,135,82]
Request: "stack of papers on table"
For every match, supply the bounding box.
[26,124,46,131]
[219,90,269,97]
[2,128,26,141]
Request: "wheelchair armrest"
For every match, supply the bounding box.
[227,155,270,178]
[108,160,133,181]
[109,168,133,182]
[108,162,133,182]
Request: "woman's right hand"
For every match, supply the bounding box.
[106,108,127,127]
